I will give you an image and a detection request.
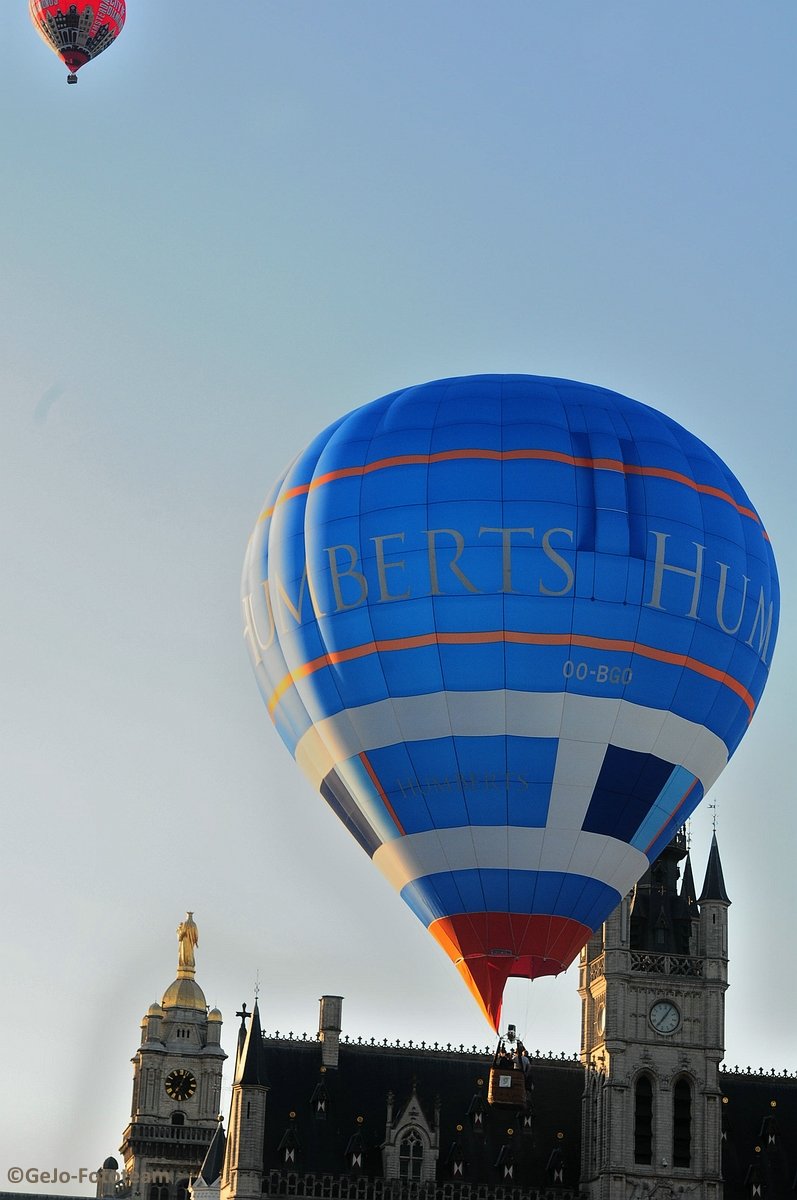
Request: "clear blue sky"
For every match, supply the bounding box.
[1,0,795,1184]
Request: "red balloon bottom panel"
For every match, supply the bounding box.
[429,912,593,1031]
[61,49,90,71]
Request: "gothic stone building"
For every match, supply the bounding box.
[101,837,797,1200]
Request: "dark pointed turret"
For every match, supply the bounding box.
[681,849,700,923]
[235,1000,269,1086]
[234,1003,251,1076]
[629,830,695,955]
[195,1120,226,1187]
[698,832,730,904]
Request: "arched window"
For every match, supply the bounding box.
[149,1185,169,1200]
[399,1130,423,1181]
[171,1112,185,1126]
[673,1078,692,1167]
[634,1075,653,1165]
[175,1181,189,1200]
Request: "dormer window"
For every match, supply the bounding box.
[399,1131,423,1181]
[346,1131,365,1171]
[446,1141,465,1178]
[384,1085,437,1184]
[278,1121,301,1165]
[495,1146,514,1180]
[310,1082,329,1119]
[546,1149,564,1184]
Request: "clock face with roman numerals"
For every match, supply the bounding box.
[164,1068,197,1101]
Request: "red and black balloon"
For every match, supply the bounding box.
[29,0,126,83]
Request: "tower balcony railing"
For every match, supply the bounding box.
[587,955,605,983]
[630,951,702,977]
[123,1123,215,1144]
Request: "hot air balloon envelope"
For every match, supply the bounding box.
[30,0,126,81]
[242,375,778,1028]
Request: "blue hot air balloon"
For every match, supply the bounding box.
[241,375,778,1028]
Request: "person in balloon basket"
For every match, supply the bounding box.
[514,1041,534,1092]
[492,1037,533,1092]
[493,1039,514,1069]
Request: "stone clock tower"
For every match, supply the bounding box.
[120,914,227,1200]
[578,831,730,1200]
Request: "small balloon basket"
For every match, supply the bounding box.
[488,1065,527,1107]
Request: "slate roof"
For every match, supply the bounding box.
[252,1034,797,1196]
[721,1070,797,1197]
[259,1035,584,1193]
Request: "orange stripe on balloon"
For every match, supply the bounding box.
[359,751,406,836]
[266,629,756,720]
[257,446,766,532]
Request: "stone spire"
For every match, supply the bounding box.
[235,1000,269,1086]
[221,1001,268,1200]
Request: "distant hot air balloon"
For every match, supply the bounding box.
[29,0,126,84]
[241,375,778,1029]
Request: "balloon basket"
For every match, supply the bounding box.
[67,74,78,84]
[488,1066,528,1107]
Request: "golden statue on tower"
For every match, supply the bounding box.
[176,911,199,976]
